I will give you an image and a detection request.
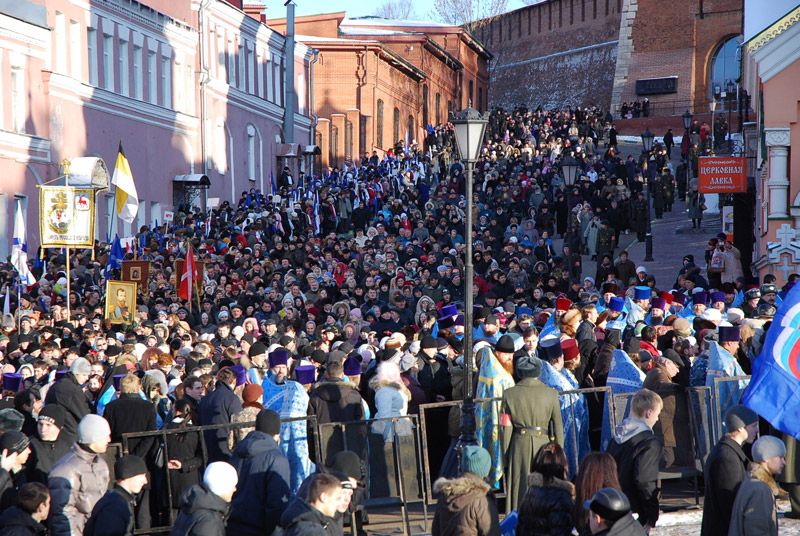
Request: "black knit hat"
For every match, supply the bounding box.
[327,450,362,481]
[255,409,281,435]
[115,455,148,480]
[38,405,67,429]
[249,341,268,358]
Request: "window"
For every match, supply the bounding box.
[133,44,143,99]
[393,107,400,146]
[87,27,98,85]
[247,46,255,94]
[147,50,157,104]
[709,36,742,101]
[55,12,66,73]
[478,87,483,112]
[161,55,171,108]
[256,50,264,97]
[238,43,245,89]
[435,93,441,125]
[10,67,24,133]
[407,115,414,146]
[266,56,273,102]
[69,21,82,79]
[103,34,114,90]
[227,40,234,85]
[119,38,129,97]
[468,80,474,107]
[376,99,384,149]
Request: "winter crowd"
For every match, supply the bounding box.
[0,106,787,536]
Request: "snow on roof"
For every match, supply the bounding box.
[342,16,457,29]
[295,34,379,44]
[338,27,420,36]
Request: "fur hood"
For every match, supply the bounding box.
[370,378,411,400]
[433,472,491,505]
[751,463,789,500]
[525,471,576,499]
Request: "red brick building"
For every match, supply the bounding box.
[267,13,491,168]
[478,0,744,120]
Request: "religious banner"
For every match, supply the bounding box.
[121,260,151,286]
[39,186,96,247]
[105,280,137,324]
[698,156,747,193]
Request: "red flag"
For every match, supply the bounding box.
[178,244,198,305]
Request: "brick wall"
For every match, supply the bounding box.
[611,0,743,115]
[479,0,623,110]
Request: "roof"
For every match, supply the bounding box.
[746,4,800,52]
[296,35,426,80]
[338,27,419,36]
[343,16,458,29]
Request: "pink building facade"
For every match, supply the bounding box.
[0,0,313,257]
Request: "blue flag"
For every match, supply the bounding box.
[105,235,123,278]
[743,283,800,438]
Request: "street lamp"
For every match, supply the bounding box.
[682,111,693,201]
[450,107,488,459]
[709,99,718,153]
[561,154,579,186]
[726,80,736,149]
[640,128,654,261]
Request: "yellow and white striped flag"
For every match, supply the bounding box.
[111,142,139,224]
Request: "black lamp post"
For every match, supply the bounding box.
[641,128,654,261]
[450,107,488,461]
[727,80,736,151]
[561,154,579,187]
[682,110,693,201]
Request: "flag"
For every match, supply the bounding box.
[271,171,277,194]
[178,244,198,305]
[111,142,139,223]
[105,235,123,278]
[707,341,748,434]
[11,201,36,286]
[743,282,800,438]
[2,285,10,318]
[601,349,645,450]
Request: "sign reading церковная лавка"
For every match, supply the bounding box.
[698,156,747,194]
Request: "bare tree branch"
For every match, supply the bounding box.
[430,0,508,31]
[373,0,415,20]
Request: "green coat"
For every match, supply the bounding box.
[501,378,564,513]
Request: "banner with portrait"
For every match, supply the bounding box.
[121,260,151,286]
[39,186,96,247]
[105,280,137,324]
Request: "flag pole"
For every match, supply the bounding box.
[65,166,71,321]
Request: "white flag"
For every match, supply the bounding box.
[10,202,36,286]
[111,143,139,224]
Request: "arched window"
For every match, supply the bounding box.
[376,99,384,149]
[393,107,400,146]
[435,93,441,125]
[709,36,741,100]
[407,115,414,145]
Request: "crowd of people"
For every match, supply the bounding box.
[0,105,789,536]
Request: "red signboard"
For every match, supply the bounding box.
[698,156,747,193]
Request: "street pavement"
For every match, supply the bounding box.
[653,501,800,535]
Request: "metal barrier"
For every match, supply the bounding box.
[317,415,428,536]
[687,386,714,466]
[119,415,321,535]
[417,387,614,505]
[711,375,751,445]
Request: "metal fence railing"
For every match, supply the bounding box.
[119,416,321,535]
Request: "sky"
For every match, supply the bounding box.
[270,0,534,21]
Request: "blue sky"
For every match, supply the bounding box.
[284,0,532,21]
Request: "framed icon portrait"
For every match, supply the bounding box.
[122,261,151,285]
[105,281,137,325]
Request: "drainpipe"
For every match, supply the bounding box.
[309,47,319,176]
[283,1,296,144]
[198,0,212,209]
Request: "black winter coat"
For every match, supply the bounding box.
[104,394,157,459]
[606,420,661,527]
[44,373,91,435]
[279,497,340,536]
[308,380,366,465]
[198,382,243,462]
[163,419,203,509]
[700,437,749,536]
[594,513,647,536]
[0,506,47,536]
[227,431,291,536]
[517,473,575,536]
[170,484,230,536]
[26,431,75,484]
[84,486,136,536]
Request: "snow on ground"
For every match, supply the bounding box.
[652,501,800,535]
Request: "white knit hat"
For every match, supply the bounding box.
[203,462,238,498]
[77,414,110,444]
